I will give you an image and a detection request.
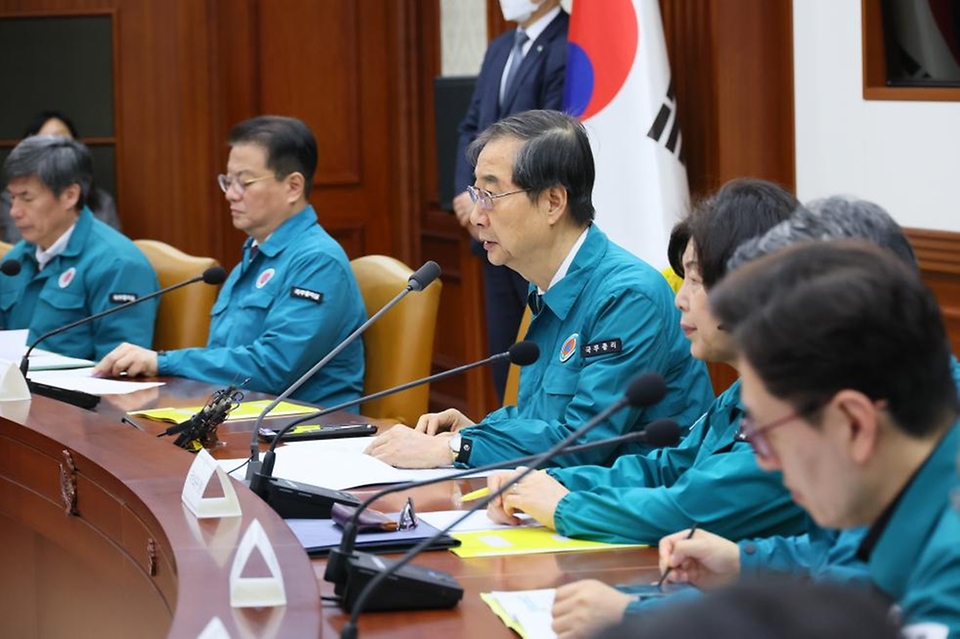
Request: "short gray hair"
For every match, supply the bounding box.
[727,195,917,271]
[3,135,93,210]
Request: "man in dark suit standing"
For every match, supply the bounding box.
[453,0,568,401]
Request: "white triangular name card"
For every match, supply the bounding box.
[182,448,242,519]
[0,359,30,402]
[197,616,231,639]
[229,519,287,608]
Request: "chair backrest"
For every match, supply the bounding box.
[502,304,533,407]
[0,240,12,259]
[134,239,220,351]
[351,255,442,425]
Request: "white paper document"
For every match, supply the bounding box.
[28,348,96,371]
[0,331,95,370]
[218,436,495,490]
[418,510,538,534]
[29,367,165,395]
[483,589,558,639]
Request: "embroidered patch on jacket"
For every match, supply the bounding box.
[559,333,579,362]
[256,268,275,289]
[110,293,138,304]
[581,338,622,358]
[58,267,76,289]
[290,287,324,304]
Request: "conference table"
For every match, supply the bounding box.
[0,376,661,638]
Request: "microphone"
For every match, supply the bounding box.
[333,373,668,628]
[0,259,21,330]
[19,265,227,408]
[247,340,540,517]
[245,261,442,480]
[1,258,21,276]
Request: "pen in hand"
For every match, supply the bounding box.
[656,522,699,590]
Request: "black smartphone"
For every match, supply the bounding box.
[257,423,377,442]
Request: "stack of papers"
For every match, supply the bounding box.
[1,330,164,395]
[218,437,496,490]
[481,589,557,639]
[417,510,539,533]
[30,367,165,395]
[27,349,95,371]
[0,329,96,371]
[130,399,317,423]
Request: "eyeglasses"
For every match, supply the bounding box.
[739,410,809,462]
[466,184,528,210]
[217,173,274,195]
[397,497,419,531]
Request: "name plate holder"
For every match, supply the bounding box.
[182,448,242,519]
[0,359,30,402]
[197,616,231,639]
[230,519,287,608]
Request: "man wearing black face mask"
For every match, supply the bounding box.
[453,0,568,400]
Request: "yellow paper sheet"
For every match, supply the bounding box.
[128,399,316,424]
[450,527,644,558]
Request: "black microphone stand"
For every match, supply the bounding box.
[323,419,681,593]
[247,343,539,518]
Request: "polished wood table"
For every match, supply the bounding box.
[0,378,660,638]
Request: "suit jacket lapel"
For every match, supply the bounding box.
[500,12,568,113]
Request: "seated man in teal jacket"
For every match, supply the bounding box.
[365,110,714,469]
[551,196,960,638]
[484,178,806,547]
[675,241,960,637]
[94,116,366,407]
[0,136,158,360]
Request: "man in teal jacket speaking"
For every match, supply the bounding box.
[485,178,806,547]
[366,110,713,470]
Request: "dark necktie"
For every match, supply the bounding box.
[528,291,544,315]
[501,29,529,107]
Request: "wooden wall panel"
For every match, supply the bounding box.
[0,0,404,275]
[258,1,361,186]
[907,228,960,357]
[660,0,794,394]
[414,0,500,417]
[0,0,232,266]
[660,0,795,199]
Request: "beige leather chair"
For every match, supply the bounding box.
[134,240,220,351]
[502,305,533,407]
[351,255,442,425]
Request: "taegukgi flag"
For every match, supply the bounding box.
[564,0,689,267]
